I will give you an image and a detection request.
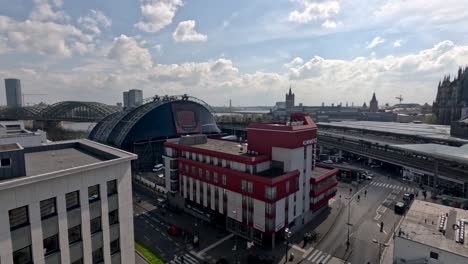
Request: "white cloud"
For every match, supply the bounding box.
[172,20,207,42]
[288,0,340,24]
[0,16,94,57]
[78,10,111,35]
[153,44,162,55]
[367,36,385,49]
[286,40,468,104]
[107,34,153,69]
[135,0,183,33]
[321,19,337,28]
[393,40,402,48]
[30,0,69,22]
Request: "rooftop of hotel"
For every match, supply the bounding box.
[398,200,468,257]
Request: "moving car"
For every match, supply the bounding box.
[167,225,179,236]
[395,202,407,214]
[322,160,334,164]
[153,164,164,172]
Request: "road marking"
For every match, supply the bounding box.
[374,214,381,220]
[322,254,331,263]
[383,230,388,235]
[311,251,323,262]
[308,249,320,260]
[316,254,326,263]
[196,233,234,257]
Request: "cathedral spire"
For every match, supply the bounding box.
[289,85,292,95]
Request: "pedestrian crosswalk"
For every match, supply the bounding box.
[304,248,334,264]
[169,253,200,264]
[369,182,414,192]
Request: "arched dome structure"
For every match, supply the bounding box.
[89,95,220,170]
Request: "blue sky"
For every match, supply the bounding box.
[1,0,468,106]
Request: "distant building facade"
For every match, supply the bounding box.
[4,79,22,107]
[285,87,295,109]
[122,89,143,109]
[433,67,468,125]
[369,92,378,112]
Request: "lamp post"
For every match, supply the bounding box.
[346,194,353,249]
[232,210,239,264]
[372,239,389,263]
[285,228,292,262]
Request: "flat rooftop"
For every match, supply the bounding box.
[318,121,468,144]
[312,166,332,178]
[399,200,468,257]
[0,139,137,187]
[25,148,104,176]
[187,138,247,156]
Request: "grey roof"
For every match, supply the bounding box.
[318,121,468,144]
[391,144,468,165]
[398,200,468,257]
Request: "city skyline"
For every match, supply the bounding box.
[1,0,468,106]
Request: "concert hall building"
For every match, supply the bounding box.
[163,113,338,247]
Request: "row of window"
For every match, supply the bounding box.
[180,150,254,173]
[9,180,117,230]
[182,164,228,186]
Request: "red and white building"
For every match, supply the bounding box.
[163,113,338,247]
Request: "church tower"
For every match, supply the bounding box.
[285,86,295,109]
[369,92,379,112]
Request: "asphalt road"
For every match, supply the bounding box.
[312,172,412,264]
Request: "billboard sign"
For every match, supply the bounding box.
[172,103,201,134]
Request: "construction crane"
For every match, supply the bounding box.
[22,93,47,106]
[395,95,403,105]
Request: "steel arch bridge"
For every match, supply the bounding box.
[0,101,121,122]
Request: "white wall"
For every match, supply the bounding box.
[275,198,285,231]
[0,161,134,264]
[253,199,265,232]
[394,237,468,264]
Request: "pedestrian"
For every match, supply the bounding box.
[181,255,184,263]
[364,190,367,197]
[357,195,360,202]
[339,195,341,199]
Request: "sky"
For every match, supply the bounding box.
[1,0,468,107]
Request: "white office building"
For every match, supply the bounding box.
[394,200,468,264]
[0,139,137,264]
[0,121,47,147]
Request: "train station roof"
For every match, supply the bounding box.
[391,144,468,165]
[317,121,468,145]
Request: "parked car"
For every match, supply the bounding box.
[167,225,179,236]
[403,193,414,202]
[365,175,373,181]
[153,164,164,172]
[322,160,334,164]
[395,202,407,215]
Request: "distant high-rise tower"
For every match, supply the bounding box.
[123,91,129,108]
[4,78,22,107]
[369,92,379,112]
[123,89,143,109]
[285,86,295,109]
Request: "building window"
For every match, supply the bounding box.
[13,245,32,264]
[185,165,189,173]
[110,239,120,255]
[43,234,60,256]
[430,252,439,260]
[198,168,203,178]
[71,259,83,264]
[66,191,80,210]
[295,176,299,189]
[222,174,227,185]
[286,181,290,193]
[264,186,277,200]
[206,170,210,181]
[1,158,11,167]
[92,248,104,264]
[107,180,117,196]
[247,181,253,193]
[68,225,82,244]
[40,197,57,219]
[109,210,119,225]
[9,206,29,230]
[266,203,275,215]
[88,185,100,203]
[191,166,195,175]
[241,180,246,192]
[213,172,218,183]
[90,217,102,234]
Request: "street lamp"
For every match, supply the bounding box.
[372,239,389,263]
[232,210,239,264]
[284,228,292,262]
